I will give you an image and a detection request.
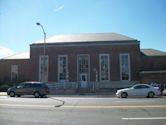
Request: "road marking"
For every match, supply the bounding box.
[0,103,166,109]
[0,104,54,108]
[115,100,155,103]
[122,117,166,120]
[62,105,166,109]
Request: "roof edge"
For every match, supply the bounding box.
[1,51,30,60]
[31,32,138,45]
[140,70,166,74]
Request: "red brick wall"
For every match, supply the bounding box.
[0,59,31,82]
[141,56,166,71]
[1,43,165,85]
[30,43,141,82]
[140,73,166,84]
[140,56,166,83]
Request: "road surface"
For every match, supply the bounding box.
[0,95,166,125]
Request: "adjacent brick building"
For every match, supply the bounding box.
[0,33,166,91]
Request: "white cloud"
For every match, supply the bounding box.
[0,46,15,59]
[53,4,64,12]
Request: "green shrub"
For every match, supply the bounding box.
[0,84,10,92]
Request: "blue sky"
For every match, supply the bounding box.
[0,0,166,58]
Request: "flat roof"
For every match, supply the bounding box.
[31,32,138,45]
[1,52,30,60]
[140,70,166,74]
[141,49,166,56]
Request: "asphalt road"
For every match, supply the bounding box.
[0,95,166,125]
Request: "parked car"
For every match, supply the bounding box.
[116,84,161,98]
[7,81,49,98]
[150,82,160,90]
[163,89,166,96]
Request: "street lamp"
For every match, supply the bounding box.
[36,22,46,56]
[36,22,47,82]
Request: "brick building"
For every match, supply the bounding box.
[0,33,166,92]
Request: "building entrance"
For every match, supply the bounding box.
[80,73,88,88]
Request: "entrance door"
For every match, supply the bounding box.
[80,73,88,88]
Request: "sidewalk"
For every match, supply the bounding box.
[1,92,165,98]
[0,92,116,97]
[49,92,116,98]
[0,92,7,96]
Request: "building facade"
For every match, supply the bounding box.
[0,33,166,92]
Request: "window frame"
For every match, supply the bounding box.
[39,55,49,82]
[11,65,18,82]
[119,53,131,81]
[77,54,90,82]
[58,55,68,82]
[99,54,110,81]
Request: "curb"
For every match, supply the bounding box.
[0,92,115,97]
[0,92,7,96]
[48,94,116,98]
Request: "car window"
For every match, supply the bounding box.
[16,83,25,89]
[134,85,142,89]
[24,83,31,88]
[134,85,150,89]
[42,83,47,87]
[30,84,42,88]
[141,85,150,89]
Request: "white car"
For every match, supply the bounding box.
[163,89,166,96]
[116,84,161,98]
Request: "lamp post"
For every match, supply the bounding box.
[36,22,47,82]
[36,22,46,56]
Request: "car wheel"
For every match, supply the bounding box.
[121,92,128,98]
[17,95,21,97]
[40,95,46,98]
[34,91,40,98]
[148,92,155,98]
[9,91,15,97]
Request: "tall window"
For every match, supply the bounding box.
[120,54,131,81]
[99,54,110,81]
[11,65,18,82]
[58,55,68,81]
[77,54,90,81]
[39,55,48,82]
